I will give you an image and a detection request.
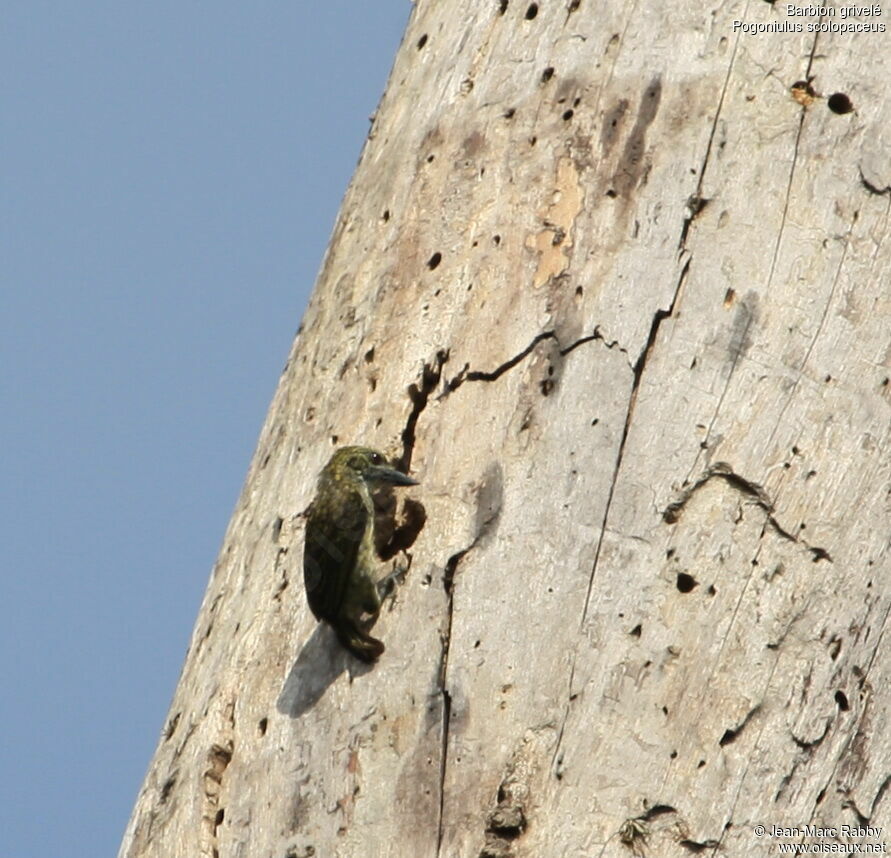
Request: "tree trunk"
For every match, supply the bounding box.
[120,3,891,857]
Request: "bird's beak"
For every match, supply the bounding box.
[368,465,419,486]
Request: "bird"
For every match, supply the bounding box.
[303,446,418,662]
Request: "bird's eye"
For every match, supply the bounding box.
[370,452,383,465]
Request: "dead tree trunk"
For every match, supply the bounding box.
[120,3,891,857]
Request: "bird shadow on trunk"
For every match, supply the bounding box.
[276,624,374,718]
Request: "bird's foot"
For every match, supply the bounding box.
[377,559,410,602]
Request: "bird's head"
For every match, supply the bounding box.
[326,446,418,488]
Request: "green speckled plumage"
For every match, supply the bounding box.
[303,446,417,662]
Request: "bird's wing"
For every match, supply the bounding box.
[303,488,369,621]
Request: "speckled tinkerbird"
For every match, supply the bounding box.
[303,446,418,662]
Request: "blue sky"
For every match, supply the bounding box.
[1,4,409,854]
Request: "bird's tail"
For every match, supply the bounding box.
[335,620,385,663]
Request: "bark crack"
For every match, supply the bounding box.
[440,331,557,396]
[420,298,704,805]
[663,461,833,563]
[791,718,830,751]
[684,287,754,483]
[436,496,502,856]
[201,739,233,858]
[678,194,710,250]
[462,331,553,380]
[719,704,762,747]
[677,22,741,252]
[859,166,891,197]
[711,640,785,853]
[440,325,631,401]
[579,258,688,625]
[684,34,807,480]
[435,543,472,858]
[559,325,630,362]
[809,602,891,826]
[765,210,854,454]
[399,349,449,473]
[679,836,721,853]
[552,270,688,774]
[766,37,817,292]
[868,774,891,821]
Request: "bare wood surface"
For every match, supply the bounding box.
[120,3,891,856]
